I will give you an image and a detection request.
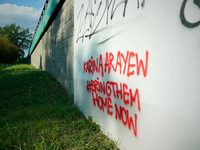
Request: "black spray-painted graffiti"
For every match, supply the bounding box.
[180,0,200,28]
[76,0,145,43]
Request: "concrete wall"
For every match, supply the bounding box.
[30,0,200,149]
[74,0,200,149]
[30,0,74,95]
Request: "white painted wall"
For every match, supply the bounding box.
[74,0,200,149]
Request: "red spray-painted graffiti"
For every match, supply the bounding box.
[86,78,139,137]
[86,78,140,111]
[83,51,149,77]
[83,50,148,137]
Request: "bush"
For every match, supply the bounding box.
[0,36,23,64]
[13,58,28,65]
[0,63,4,70]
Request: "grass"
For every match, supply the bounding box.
[0,63,118,150]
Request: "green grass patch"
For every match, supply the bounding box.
[0,64,118,150]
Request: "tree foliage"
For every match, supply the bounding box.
[0,23,33,63]
[0,36,23,64]
[0,23,33,51]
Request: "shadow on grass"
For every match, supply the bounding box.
[0,64,117,150]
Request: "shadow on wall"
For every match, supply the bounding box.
[31,0,74,95]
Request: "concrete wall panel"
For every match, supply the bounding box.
[74,0,200,149]
[30,0,74,95]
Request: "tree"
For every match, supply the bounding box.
[0,35,23,63]
[0,23,33,57]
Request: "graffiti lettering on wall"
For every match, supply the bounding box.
[86,78,140,110]
[76,0,145,43]
[87,81,139,136]
[83,50,148,137]
[180,0,200,28]
[83,51,149,77]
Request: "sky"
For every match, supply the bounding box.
[0,0,46,33]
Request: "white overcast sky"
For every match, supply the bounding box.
[0,0,46,33]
